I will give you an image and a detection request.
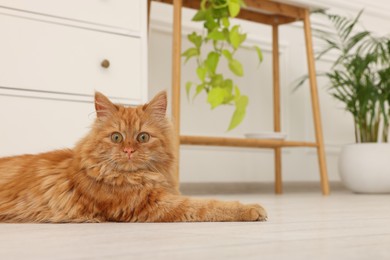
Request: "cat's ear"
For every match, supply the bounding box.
[94,92,117,119]
[144,91,167,119]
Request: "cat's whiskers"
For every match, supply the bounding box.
[142,159,162,175]
[86,156,117,180]
[87,151,164,179]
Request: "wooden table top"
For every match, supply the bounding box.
[152,0,326,25]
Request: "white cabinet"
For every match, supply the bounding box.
[0,95,94,156]
[0,14,143,101]
[0,0,142,32]
[0,1,148,156]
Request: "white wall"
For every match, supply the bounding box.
[148,0,390,183]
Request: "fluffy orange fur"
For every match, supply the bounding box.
[0,92,267,222]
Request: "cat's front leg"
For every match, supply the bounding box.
[140,194,267,222]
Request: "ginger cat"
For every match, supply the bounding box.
[0,91,267,223]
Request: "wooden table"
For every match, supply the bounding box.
[149,0,330,195]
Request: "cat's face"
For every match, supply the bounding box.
[81,92,174,175]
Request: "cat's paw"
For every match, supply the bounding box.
[244,204,268,222]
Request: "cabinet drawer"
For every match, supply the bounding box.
[0,0,143,33]
[0,95,94,157]
[0,14,144,104]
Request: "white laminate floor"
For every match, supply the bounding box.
[1,190,390,260]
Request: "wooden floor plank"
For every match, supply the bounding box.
[1,191,389,259]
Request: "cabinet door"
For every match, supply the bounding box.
[0,14,145,104]
[0,0,143,33]
[0,95,95,157]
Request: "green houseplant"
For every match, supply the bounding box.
[301,10,390,193]
[182,0,263,131]
[302,10,390,142]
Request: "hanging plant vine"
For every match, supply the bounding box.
[182,0,263,130]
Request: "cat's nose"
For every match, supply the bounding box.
[123,147,135,154]
[123,147,135,159]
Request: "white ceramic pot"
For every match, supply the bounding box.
[339,143,390,193]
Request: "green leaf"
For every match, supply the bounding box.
[234,85,241,97]
[222,17,230,28]
[211,0,228,9]
[229,25,246,49]
[204,13,218,32]
[228,1,241,17]
[207,87,225,109]
[222,49,233,61]
[240,33,247,45]
[222,79,233,92]
[182,48,199,63]
[188,32,202,49]
[223,95,235,104]
[346,31,370,51]
[228,59,244,76]
[238,0,246,7]
[207,30,225,41]
[254,45,263,63]
[223,28,230,42]
[229,25,241,49]
[228,95,248,131]
[196,66,207,81]
[235,94,248,107]
[192,10,208,21]
[210,74,224,87]
[205,52,220,74]
[185,81,192,101]
[340,9,364,41]
[193,83,205,100]
[222,79,234,104]
[200,0,207,10]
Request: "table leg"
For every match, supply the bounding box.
[303,10,330,195]
[273,24,282,194]
[171,0,182,191]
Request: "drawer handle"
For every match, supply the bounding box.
[101,59,110,69]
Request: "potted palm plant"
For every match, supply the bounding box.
[298,10,390,193]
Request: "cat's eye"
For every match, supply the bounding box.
[111,132,123,143]
[137,132,150,143]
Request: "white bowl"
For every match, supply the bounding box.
[244,132,287,140]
